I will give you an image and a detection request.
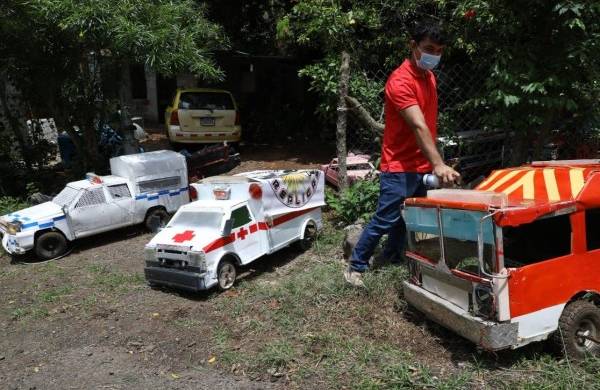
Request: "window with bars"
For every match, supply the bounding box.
[75,188,106,208]
[138,177,181,194]
[53,187,81,206]
[108,184,131,199]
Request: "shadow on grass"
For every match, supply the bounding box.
[153,244,305,302]
[10,225,147,265]
[400,303,558,371]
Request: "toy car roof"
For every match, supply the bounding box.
[110,150,187,182]
[406,160,600,226]
[330,154,371,165]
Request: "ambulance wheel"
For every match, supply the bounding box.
[297,222,317,251]
[145,208,170,232]
[217,259,237,290]
[35,231,68,261]
[554,300,600,360]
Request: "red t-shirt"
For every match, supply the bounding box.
[380,59,438,173]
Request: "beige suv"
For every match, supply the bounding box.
[165,88,241,145]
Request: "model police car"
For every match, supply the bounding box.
[1,150,189,260]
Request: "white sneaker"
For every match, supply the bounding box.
[344,268,366,288]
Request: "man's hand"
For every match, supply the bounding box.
[433,163,460,185]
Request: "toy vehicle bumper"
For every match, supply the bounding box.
[144,264,212,292]
[1,232,33,255]
[403,281,518,351]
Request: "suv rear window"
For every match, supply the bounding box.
[178,92,234,110]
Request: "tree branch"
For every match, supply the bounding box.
[344,95,384,136]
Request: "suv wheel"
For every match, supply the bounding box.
[35,231,68,261]
[554,300,600,360]
[217,259,237,290]
[145,208,170,232]
[296,222,317,251]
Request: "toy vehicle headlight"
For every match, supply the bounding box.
[7,221,22,235]
[188,251,205,266]
[144,246,157,261]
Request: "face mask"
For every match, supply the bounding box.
[416,47,441,70]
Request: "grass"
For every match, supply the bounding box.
[203,218,600,389]
[87,264,145,291]
[38,285,73,302]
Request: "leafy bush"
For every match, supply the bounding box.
[326,177,379,224]
[0,196,29,216]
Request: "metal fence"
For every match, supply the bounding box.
[346,63,600,186]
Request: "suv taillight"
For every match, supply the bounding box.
[170,110,180,126]
[235,111,240,126]
[189,185,198,201]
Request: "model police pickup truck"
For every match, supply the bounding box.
[403,160,600,359]
[144,170,325,291]
[1,150,189,260]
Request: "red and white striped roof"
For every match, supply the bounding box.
[476,160,600,205]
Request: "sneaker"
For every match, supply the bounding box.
[344,268,366,288]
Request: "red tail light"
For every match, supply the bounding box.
[249,183,262,200]
[170,110,180,126]
[235,111,240,126]
[189,185,198,201]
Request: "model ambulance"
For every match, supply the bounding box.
[144,169,325,291]
[1,150,189,260]
[403,160,600,359]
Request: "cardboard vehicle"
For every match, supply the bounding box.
[144,170,325,291]
[1,150,189,261]
[320,153,377,189]
[403,160,600,358]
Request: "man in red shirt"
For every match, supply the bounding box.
[345,21,460,287]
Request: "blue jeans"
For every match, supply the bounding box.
[350,172,426,272]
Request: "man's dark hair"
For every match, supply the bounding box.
[410,20,446,45]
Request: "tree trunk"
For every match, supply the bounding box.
[118,63,138,155]
[0,74,31,170]
[336,51,350,190]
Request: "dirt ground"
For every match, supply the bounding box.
[0,229,283,389]
[141,129,336,174]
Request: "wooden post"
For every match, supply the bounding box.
[336,50,350,190]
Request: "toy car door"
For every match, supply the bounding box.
[229,203,263,263]
[69,187,122,238]
[106,184,135,227]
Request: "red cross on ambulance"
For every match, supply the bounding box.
[236,227,248,240]
[172,230,195,243]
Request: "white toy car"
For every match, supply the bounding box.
[144,170,325,291]
[1,150,189,260]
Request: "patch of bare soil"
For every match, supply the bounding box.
[0,229,280,389]
[140,129,335,174]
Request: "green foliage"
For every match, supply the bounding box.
[281,0,600,161]
[0,0,228,172]
[0,196,29,216]
[452,1,600,159]
[326,178,379,224]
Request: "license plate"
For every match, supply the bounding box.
[199,117,215,126]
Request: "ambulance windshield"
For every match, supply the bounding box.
[168,210,223,229]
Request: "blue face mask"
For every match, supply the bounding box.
[416,48,441,70]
